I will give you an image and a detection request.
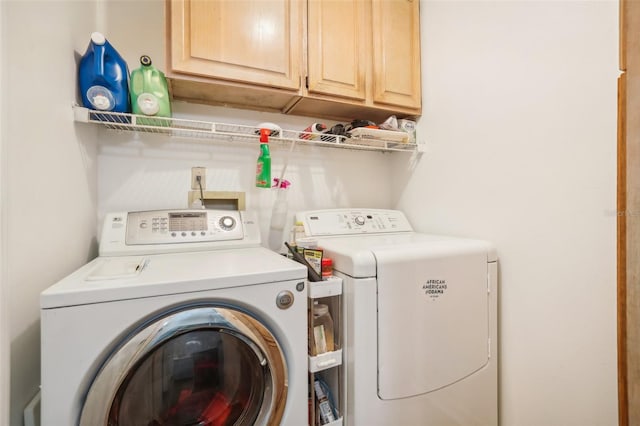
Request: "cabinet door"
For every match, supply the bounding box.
[169,0,302,90]
[371,0,421,108]
[307,0,367,100]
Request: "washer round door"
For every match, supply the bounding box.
[80,306,288,426]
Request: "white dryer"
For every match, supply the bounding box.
[41,209,307,426]
[297,209,498,426]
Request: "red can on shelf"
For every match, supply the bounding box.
[321,258,333,278]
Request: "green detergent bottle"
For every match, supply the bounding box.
[130,55,171,126]
[256,129,271,188]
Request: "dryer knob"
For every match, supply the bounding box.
[354,215,366,226]
[219,216,236,230]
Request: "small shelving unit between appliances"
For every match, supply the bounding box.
[73,106,423,154]
[308,277,344,426]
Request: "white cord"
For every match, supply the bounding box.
[277,139,297,185]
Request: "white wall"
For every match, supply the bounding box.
[392,1,619,424]
[97,102,395,245]
[3,1,99,424]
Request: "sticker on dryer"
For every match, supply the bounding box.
[423,279,448,300]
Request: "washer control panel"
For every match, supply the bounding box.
[297,209,414,236]
[99,209,261,256]
[125,209,243,245]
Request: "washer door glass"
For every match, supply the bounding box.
[80,307,287,426]
[109,330,265,425]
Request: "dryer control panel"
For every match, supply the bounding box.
[297,209,414,236]
[99,209,261,256]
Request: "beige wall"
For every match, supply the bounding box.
[393,1,619,424]
[1,1,8,425]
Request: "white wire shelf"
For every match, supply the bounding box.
[73,106,420,153]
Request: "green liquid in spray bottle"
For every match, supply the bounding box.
[256,128,271,188]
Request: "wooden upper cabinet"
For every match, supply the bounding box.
[167,0,421,121]
[169,0,302,90]
[371,0,421,109]
[307,0,367,101]
[305,0,422,113]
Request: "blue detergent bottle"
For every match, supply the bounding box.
[78,32,130,113]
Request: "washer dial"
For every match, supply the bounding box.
[219,216,236,230]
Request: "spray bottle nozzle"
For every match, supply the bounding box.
[260,128,270,142]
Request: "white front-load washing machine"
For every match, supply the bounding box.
[297,209,498,426]
[41,209,307,426]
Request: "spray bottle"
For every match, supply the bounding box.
[256,129,271,188]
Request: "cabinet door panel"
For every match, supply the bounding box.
[371,0,421,108]
[307,0,367,100]
[170,0,301,90]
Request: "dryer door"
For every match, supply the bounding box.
[374,242,491,400]
[80,306,288,426]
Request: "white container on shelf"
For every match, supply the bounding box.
[310,303,335,356]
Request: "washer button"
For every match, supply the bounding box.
[276,291,294,310]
